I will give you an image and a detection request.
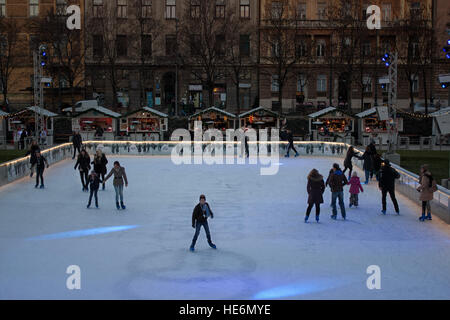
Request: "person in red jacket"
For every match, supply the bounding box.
[348,172,364,208]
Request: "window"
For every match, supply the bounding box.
[410,2,420,19]
[272,40,280,57]
[411,75,419,93]
[271,1,282,19]
[317,2,327,20]
[240,0,250,18]
[56,0,67,15]
[316,40,326,57]
[142,35,152,57]
[190,34,200,55]
[362,41,371,55]
[362,3,369,20]
[409,40,419,58]
[296,39,308,58]
[297,2,306,19]
[116,35,127,57]
[93,0,103,18]
[142,0,152,18]
[117,0,127,18]
[363,76,372,93]
[317,75,327,92]
[381,41,391,53]
[166,0,176,19]
[166,34,177,55]
[0,0,5,17]
[215,0,225,19]
[215,34,225,56]
[239,35,250,57]
[297,74,307,92]
[190,0,200,18]
[93,35,103,57]
[271,75,279,92]
[30,0,39,17]
[382,3,391,22]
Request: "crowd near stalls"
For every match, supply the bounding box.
[188,107,237,132]
[238,107,281,130]
[6,106,57,147]
[119,107,168,141]
[355,107,404,146]
[308,107,355,143]
[68,106,121,141]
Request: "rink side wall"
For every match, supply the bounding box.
[1,141,449,224]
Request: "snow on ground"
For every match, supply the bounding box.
[0,156,450,300]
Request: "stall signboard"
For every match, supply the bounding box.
[435,114,450,135]
[377,106,390,121]
[72,118,80,131]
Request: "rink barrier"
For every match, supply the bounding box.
[1,141,449,224]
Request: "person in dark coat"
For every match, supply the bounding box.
[190,194,216,252]
[360,146,373,184]
[26,140,41,178]
[87,171,102,209]
[342,146,361,180]
[305,169,325,223]
[92,149,108,190]
[285,130,299,157]
[326,163,348,220]
[368,141,378,179]
[72,131,82,159]
[34,151,49,189]
[74,149,91,192]
[20,129,28,150]
[378,159,400,215]
[372,153,382,182]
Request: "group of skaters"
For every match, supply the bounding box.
[304,142,439,223]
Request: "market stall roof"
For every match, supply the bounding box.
[355,107,378,118]
[308,106,337,118]
[123,107,168,118]
[74,106,121,118]
[430,107,450,117]
[8,106,58,118]
[189,107,236,120]
[238,106,279,118]
[0,110,9,117]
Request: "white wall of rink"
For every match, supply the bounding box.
[0,141,449,223]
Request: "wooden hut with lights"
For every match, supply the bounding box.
[188,107,236,131]
[71,106,121,140]
[238,107,280,130]
[308,107,355,142]
[119,107,169,141]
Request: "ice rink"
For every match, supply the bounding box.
[1,155,450,300]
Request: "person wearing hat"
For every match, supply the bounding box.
[378,159,400,215]
[190,195,216,252]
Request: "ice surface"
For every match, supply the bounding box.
[0,156,450,299]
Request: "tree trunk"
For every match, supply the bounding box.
[409,80,415,112]
[278,83,283,116]
[422,69,428,115]
[235,82,241,115]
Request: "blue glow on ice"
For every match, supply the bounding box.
[27,225,139,241]
[253,279,344,299]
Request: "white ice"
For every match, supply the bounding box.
[1,156,450,300]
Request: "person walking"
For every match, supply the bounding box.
[378,159,400,215]
[285,130,299,157]
[87,171,102,209]
[104,161,128,210]
[34,151,49,189]
[305,169,325,223]
[26,140,41,178]
[190,194,216,251]
[326,163,348,220]
[72,131,82,159]
[417,164,437,221]
[360,146,373,184]
[348,172,364,208]
[19,128,28,150]
[92,149,108,190]
[343,146,361,180]
[74,149,91,192]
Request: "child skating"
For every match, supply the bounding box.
[348,172,364,208]
[190,194,216,252]
[87,171,102,209]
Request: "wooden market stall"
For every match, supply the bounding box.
[120,107,169,141]
[308,106,355,142]
[7,106,57,146]
[238,107,280,130]
[188,107,237,132]
[355,107,404,146]
[71,106,121,141]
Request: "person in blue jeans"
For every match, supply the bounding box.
[190,195,216,252]
[326,163,348,220]
[104,161,128,210]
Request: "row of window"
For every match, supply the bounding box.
[0,0,68,17]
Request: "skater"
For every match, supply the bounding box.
[104,161,128,210]
[417,165,437,221]
[372,153,382,182]
[26,140,41,178]
[305,169,325,223]
[378,159,400,215]
[190,194,216,251]
[87,171,102,209]
[348,172,364,208]
[34,151,49,189]
[74,149,91,191]
[326,163,348,220]
[360,146,373,184]
[368,140,377,179]
[92,149,108,190]
[342,146,360,180]
[72,131,82,159]
[285,130,299,157]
